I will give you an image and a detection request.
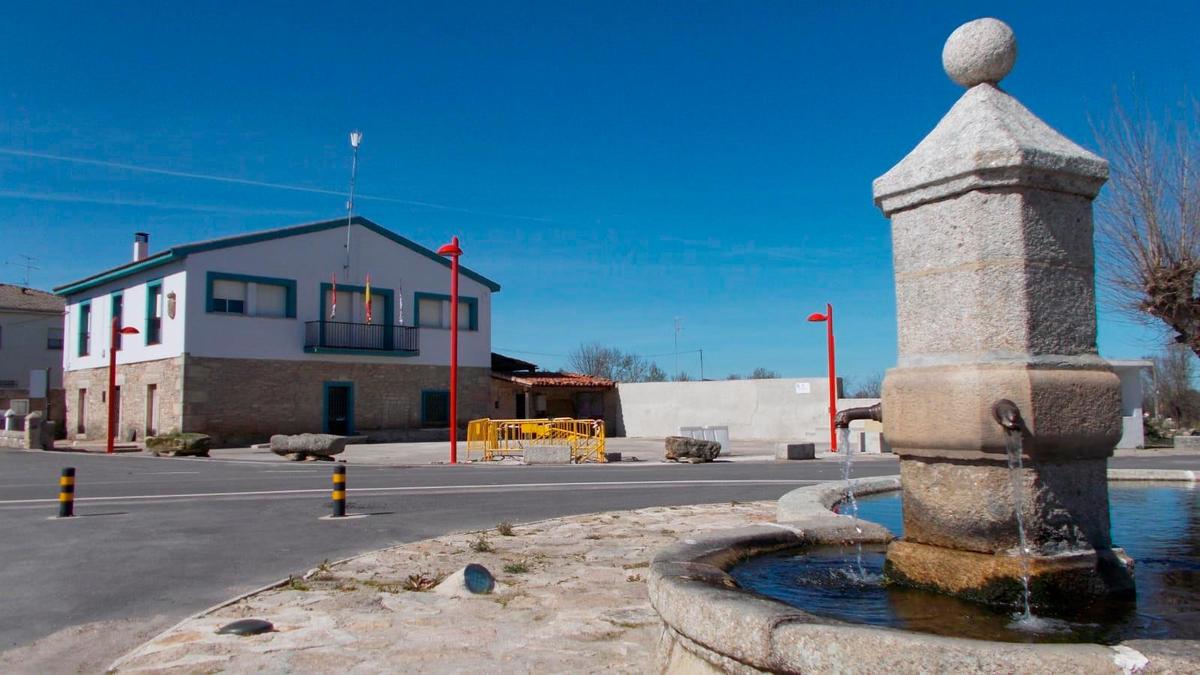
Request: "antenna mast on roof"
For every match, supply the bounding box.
[344,130,363,280]
[4,254,40,287]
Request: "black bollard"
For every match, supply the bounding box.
[58,467,75,518]
[331,466,346,517]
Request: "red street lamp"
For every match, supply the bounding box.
[436,235,463,464]
[807,303,838,452]
[107,317,140,454]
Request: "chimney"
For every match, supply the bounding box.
[133,232,149,262]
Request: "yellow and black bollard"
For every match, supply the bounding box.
[58,467,75,518]
[331,466,346,517]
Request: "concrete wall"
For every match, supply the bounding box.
[0,309,65,389]
[1110,360,1151,449]
[616,378,866,443]
[184,223,492,367]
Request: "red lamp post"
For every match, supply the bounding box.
[436,235,463,464]
[107,317,140,454]
[806,303,838,452]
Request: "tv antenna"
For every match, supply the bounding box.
[344,130,363,280]
[4,254,40,287]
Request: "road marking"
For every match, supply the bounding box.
[0,479,817,505]
[142,471,200,475]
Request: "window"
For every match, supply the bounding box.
[206,272,296,318]
[414,293,478,331]
[256,283,287,318]
[211,279,246,314]
[47,327,64,350]
[421,390,450,427]
[111,292,124,350]
[78,302,92,356]
[146,281,163,344]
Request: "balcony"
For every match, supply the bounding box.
[304,321,419,356]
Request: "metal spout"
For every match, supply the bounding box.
[834,402,882,429]
[992,399,1024,432]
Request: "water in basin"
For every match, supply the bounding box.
[730,483,1200,643]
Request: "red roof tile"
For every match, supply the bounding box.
[492,371,615,388]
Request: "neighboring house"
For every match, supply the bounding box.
[489,353,618,433]
[54,217,500,445]
[0,284,66,426]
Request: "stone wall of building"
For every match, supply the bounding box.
[63,356,186,441]
[181,356,490,446]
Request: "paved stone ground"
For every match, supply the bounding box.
[113,500,776,673]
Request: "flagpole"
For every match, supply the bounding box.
[344,131,363,281]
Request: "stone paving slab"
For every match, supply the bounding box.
[111,500,777,673]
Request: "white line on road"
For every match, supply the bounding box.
[0,479,816,505]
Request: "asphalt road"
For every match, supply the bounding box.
[0,449,1195,666]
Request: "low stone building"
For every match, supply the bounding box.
[489,353,618,433]
[54,217,500,446]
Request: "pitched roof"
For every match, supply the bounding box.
[492,371,615,389]
[53,216,501,296]
[0,284,64,313]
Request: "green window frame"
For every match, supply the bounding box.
[413,292,478,331]
[205,272,296,318]
[110,291,124,350]
[146,280,163,345]
[78,301,91,356]
[421,389,451,427]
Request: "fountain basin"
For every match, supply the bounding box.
[649,471,1200,673]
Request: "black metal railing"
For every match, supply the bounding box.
[304,321,419,353]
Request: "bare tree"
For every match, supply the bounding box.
[726,373,744,380]
[566,342,620,379]
[1095,95,1200,355]
[566,342,667,383]
[1147,343,1200,425]
[748,367,780,379]
[850,371,883,398]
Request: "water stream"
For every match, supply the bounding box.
[837,426,866,578]
[1002,428,1034,623]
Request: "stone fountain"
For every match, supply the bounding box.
[648,18,1200,673]
[872,17,1133,607]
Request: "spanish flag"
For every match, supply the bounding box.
[364,274,372,324]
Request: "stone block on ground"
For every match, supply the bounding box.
[665,436,721,462]
[146,432,212,457]
[1173,435,1200,450]
[524,446,572,464]
[775,442,815,460]
[270,433,349,460]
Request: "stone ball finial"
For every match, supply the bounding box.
[942,18,1017,88]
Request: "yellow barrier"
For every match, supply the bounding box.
[466,418,606,463]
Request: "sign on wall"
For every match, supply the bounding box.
[794,382,811,394]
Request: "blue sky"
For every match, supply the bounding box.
[1,2,1196,384]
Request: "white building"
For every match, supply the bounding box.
[0,284,65,426]
[54,217,500,445]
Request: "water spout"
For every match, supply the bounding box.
[993,399,1034,621]
[834,403,882,429]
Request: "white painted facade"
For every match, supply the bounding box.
[59,220,494,372]
[63,265,187,372]
[0,309,64,389]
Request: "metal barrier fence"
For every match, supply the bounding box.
[466,418,606,463]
